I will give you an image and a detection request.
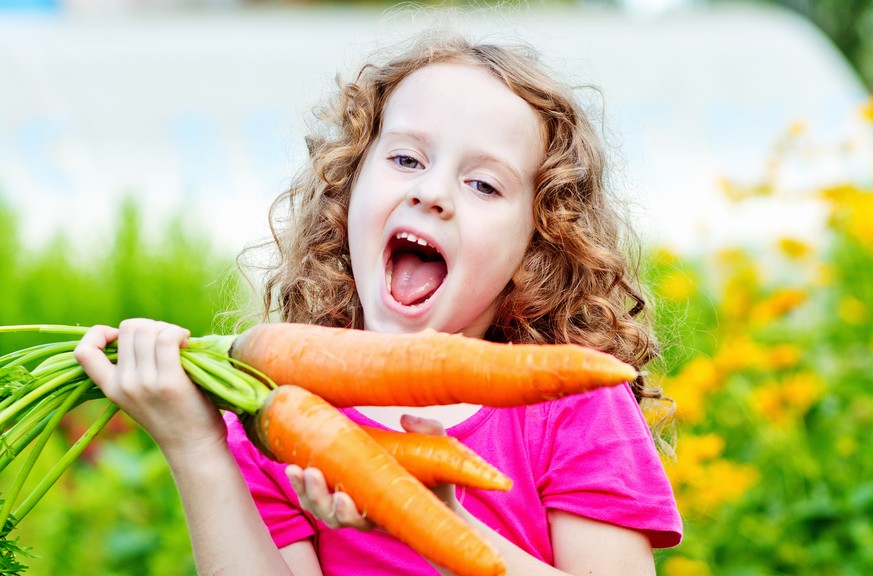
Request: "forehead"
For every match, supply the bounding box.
[380,63,545,170]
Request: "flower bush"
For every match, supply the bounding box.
[653,99,873,575]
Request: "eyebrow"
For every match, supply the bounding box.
[380,128,431,146]
[380,128,525,184]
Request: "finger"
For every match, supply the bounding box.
[287,465,318,515]
[332,492,374,532]
[303,467,336,521]
[155,325,190,377]
[74,325,119,386]
[400,414,446,436]
[115,318,140,374]
[131,321,163,377]
[286,465,305,492]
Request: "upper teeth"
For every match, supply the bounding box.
[396,232,429,247]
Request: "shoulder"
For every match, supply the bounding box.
[528,384,683,548]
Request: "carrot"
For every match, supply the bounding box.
[1,325,517,576]
[231,322,638,407]
[246,385,506,576]
[363,426,512,491]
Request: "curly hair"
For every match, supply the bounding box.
[247,30,666,410]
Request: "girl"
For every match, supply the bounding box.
[75,30,682,576]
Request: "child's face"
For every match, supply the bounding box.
[347,62,544,338]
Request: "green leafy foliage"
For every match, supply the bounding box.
[0,197,243,576]
[0,511,33,576]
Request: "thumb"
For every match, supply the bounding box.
[399,414,445,436]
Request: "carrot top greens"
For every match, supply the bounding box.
[0,324,273,575]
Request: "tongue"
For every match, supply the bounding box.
[391,252,447,306]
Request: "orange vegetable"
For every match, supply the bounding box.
[247,385,505,576]
[363,426,512,491]
[231,323,638,407]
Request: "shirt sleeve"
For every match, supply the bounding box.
[223,412,317,548]
[535,383,683,548]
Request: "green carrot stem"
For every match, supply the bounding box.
[0,365,86,429]
[0,325,90,337]
[0,383,99,475]
[0,380,92,532]
[179,354,267,414]
[31,354,82,377]
[12,402,119,523]
[0,341,78,371]
[0,415,52,475]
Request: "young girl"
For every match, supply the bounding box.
[75,30,682,576]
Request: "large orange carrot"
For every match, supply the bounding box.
[246,385,505,576]
[363,426,512,491]
[232,323,638,407]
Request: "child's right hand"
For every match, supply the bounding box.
[74,319,227,459]
[286,414,458,532]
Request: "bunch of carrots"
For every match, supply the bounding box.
[0,322,638,576]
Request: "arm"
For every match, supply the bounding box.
[74,320,300,576]
[435,506,654,576]
[548,510,655,576]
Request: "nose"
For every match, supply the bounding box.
[406,170,455,219]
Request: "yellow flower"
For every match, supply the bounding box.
[861,97,873,122]
[815,263,836,287]
[750,381,790,425]
[845,193,873,247]
[716,248,749,267]
[776,237,813,260]
[787,120,807,137]
[652,246,680,266]
[749,373,825,426]
[663,556,712,576]
[679,433,725,462]
[764,344,802,371]
[665,376,708,424]
[658,273,697,301]
[820,184,873,249]
[690,460,759,511]
[786,372,826,411]
[715,336,766,373]
[642,397,674,428]
[668,434,759,516]
[664,357,721,423]
[750,288,808,325]
[681,357,721,391]
[838,296,866,324]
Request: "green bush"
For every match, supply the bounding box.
[0,196,242,576]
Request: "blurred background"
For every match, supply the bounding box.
[0,1,871,575]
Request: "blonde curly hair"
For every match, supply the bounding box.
[247,30,665,408]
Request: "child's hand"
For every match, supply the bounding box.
[286,414,459,531]
[74,319,226,459]
[286,465,375,532]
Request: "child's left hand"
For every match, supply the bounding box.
[286,414,459,530]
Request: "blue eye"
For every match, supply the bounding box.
[471,180,500,196]
[392,155,422,169]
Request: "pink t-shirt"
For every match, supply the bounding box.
[225,382,682,574]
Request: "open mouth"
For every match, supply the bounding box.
[385,232,448,306]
